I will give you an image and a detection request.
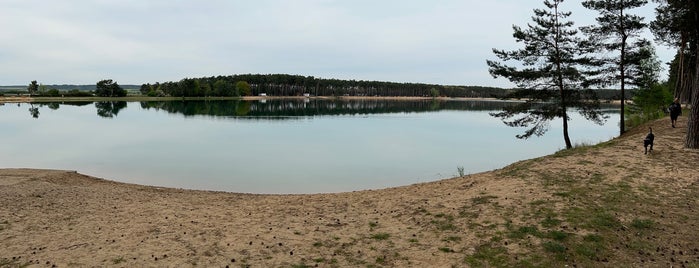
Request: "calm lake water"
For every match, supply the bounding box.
[1,99,619,194]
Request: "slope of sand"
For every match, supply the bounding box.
[1,116,698,267]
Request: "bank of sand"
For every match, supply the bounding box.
[1,116,698,267]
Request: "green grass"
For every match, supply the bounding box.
[540,216,562,228]
[630,218,654,229]
[370,233,390,240]
[546,230,570,241]
[507,225,541,239]
[471,195,498,205]
[464,244,509,268]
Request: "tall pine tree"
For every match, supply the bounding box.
[487,0,605,149]
[580,0,649,135]
[651,0,699,148]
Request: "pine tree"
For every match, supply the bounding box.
[580,0,649,135]
[651,0,699,148]
[486,0,605,149]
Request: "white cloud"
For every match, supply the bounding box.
[0,0,675,87]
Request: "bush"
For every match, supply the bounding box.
[626,83,672,129]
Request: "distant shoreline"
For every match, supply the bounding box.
[0,95,500,103]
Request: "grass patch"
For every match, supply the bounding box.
[375,256,386,264]
[507,225,541,239]
[430,213,457,231]
[569,234,607,261]
[630,218,654,229]
[543,241,568,261]
[540,216,562,228]
[587,210,622,230]
[464,244,509,267]
[542,241,566,253]
[546,230,570,241]
[471,195,498,205]
[370,233,390,240]
[431,220,457,231]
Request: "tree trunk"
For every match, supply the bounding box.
[563,112,572,149]
[684,2,699,148]
[685,56,699,148]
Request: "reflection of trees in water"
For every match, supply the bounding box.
[20,100,619,120]
[95,101,127,118]
[28,104,40,118]
[139,100,534,119]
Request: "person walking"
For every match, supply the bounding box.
[669,98,682,128]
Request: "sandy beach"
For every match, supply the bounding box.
[1,115,698,267]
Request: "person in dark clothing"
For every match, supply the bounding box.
[644,127,654,154]
[669,98,682,128]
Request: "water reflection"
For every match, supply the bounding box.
[3,99,621,193]
[95,101,127,118]
[139,99,537,119]
[23,99,619,119]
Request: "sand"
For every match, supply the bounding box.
[1,115,698,267]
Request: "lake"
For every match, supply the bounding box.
[0,99,619,194]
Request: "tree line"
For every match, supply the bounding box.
[138,74,516,99]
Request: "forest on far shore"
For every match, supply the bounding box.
[0,73,634,101]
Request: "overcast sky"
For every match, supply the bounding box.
[0,0,675,87]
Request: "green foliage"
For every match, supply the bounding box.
[95,79,127,97]
[627,82,673,128]
[27,80,39,96]
[47,88,60,97]
[487,0,605,149]
[236,81,251,96]
[213,79,236,96]
[430,87,440,98]
[581,0,649,135]
[139,74,513,98]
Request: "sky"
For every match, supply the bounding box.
[0,0,676,88]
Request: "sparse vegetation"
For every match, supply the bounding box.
[370,233,390,240]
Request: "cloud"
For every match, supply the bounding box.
[0,0,674,87]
